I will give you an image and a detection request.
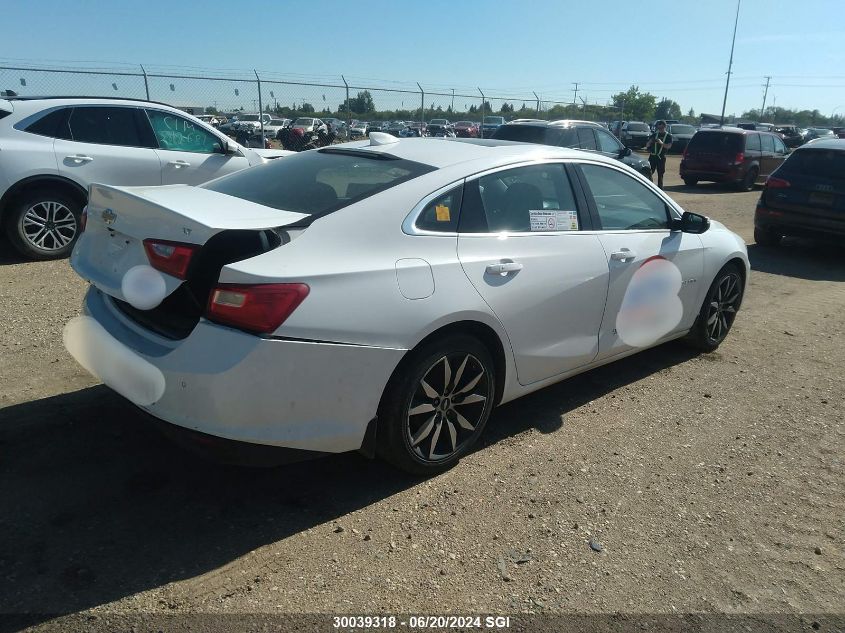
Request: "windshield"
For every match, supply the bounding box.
[484,117,505,125]
[670,125,696,134]
[294,118,314,126]
[627,123,649,132]
[240,115,259,122]
[203,149,436,222]
[430,119,447,125]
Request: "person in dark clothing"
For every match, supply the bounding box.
[645,120,673,189]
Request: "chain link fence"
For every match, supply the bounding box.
[0,63,622,140]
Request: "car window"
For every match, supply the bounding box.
[24,108,72,139]
[761,134,775,153]
[67,106,151,147]
[460,163,579,233]
[146,110,221,153]
[745,133,761,152]
[577,127,597,150]
[596,129,622,153]
[580,164,670,231]
[415,186,463,233]
[773,136,788,155]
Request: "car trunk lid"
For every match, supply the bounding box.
[71,183,307,316]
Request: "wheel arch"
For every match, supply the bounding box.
[0,175,87,223]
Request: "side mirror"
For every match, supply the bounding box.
[222,141,240,156]
[674,211,710,234]
[620,147,632,157]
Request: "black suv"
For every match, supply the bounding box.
[491,120,652,178]
[755,139,845,245]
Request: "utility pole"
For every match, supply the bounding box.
[720,0,742,126]
[760,75,771,122]
[533,91,540,117]
[572,82,579,105]
[451,88,454,111]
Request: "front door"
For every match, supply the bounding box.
[457,162,610,385]
[145,108,251,185]
[575,162,705,360]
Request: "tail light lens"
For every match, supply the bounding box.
[206,283,309,334]
[733,152,745,164]
[143,239,198,279]
[79,206,88,232]
[765,176,791,189]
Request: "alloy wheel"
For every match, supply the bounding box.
[405,352,491,463]
[21,201,77,252]
[706,272,742,343]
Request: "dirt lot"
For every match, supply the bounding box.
[0,155,843,632]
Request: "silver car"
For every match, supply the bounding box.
[67,135,749,474]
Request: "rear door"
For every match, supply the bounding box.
[146,108,251,185]
[759,133,777,179]
[54,106,162,188]
[457,162,610,385]
[575,162,704,360]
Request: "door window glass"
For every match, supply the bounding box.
[760,134,775,153]
[460,164,579,233]
[577,127,597,150]
[773,136,788,155]
[596,129,623,153]
[415,186,463,232]
[67,107,149,147]
[146,109,221,153]
[745,133,761,151]
[580,164,670,230]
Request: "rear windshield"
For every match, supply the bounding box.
[203,149,436,224]
[240,115,259,121]
[491,125,549,143]
[780,148,845,181]
[627,123,649,131]
[294,118,314,125]
[688,132,743,152]
[670,125,696,134]
[484,117,505,125]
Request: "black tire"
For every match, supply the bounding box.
[377,335,496,476]
[683,177,698,186]
[754,226,782,247]
[685,263,744,352]
[4,188,82,260]
[738,167,758,192]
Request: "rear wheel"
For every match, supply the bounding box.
[738,167,758,192]
[683,177,698,186]
[377,335,495,475]
[686,264,744,352]
[754,226,782,247]
[4,189,82,260]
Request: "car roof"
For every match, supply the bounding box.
[801,138,845,150]
[334,136,616,170]
[501,119,601,129]
[2,95,182,111]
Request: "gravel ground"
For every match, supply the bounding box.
[0,156,843,632]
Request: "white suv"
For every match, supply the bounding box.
[0,97,291,260]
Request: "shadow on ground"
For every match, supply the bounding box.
[662,183,749,195]
[748,241,845,282]
[0,341,699,629]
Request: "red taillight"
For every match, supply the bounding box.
[143,239,198,279]
[80,206,88,232]
[206,283,309,334]
[765,176,791,189]
[733,152,745,164]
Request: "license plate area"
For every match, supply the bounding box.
[809,192,834,206]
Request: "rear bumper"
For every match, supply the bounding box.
[75,287,407,453]
[755,205,845,240]
[679,163,743,183]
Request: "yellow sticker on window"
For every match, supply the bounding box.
[435,204,451,222]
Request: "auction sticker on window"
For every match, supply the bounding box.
[529,210,578,231]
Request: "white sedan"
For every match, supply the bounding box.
[67,134,749,474]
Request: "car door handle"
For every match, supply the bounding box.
[66,155,93,164]
[168,160,191,168]
[486,262,523,275]
[610,249,637,262]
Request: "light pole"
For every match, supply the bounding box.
[720,0,742,126]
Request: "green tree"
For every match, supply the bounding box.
[500,102,514,114]
[611,86,657,121]
[655,98,682,121]
[300,102,315,114]
[205,106,219,115]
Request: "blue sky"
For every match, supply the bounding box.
[2,0,845,117]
